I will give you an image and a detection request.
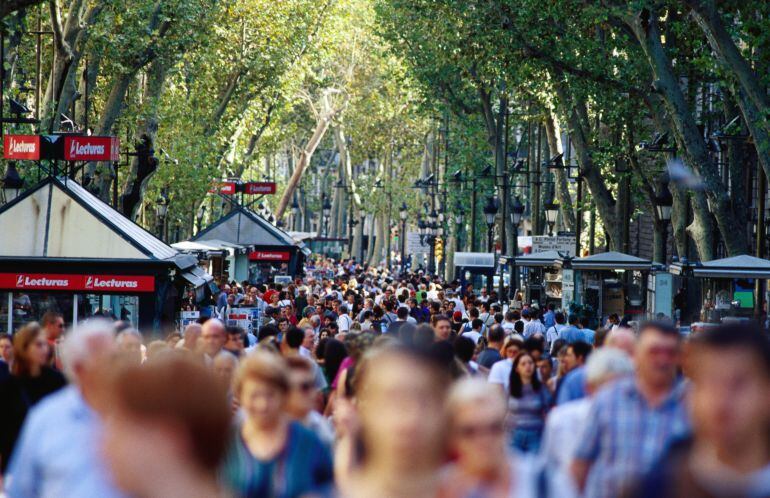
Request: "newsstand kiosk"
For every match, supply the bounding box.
[0,176,213,333]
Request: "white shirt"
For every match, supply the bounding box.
[450,297,466,313]
[546,324,566,345]
[501,321,516,334]
[337,313,352,333]
[488,358,513,392]
[541,398,592,488]
[462,330,482,344]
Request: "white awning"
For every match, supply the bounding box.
[454,252,495,268]
[514,250,563,267]
[568,251,651,271]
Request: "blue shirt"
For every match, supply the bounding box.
[574,377,690,498]
[559,325,587,344]
[555,366,587,405]
[582,328,596,345]
[5,386,126,498]
[543,310,556,329]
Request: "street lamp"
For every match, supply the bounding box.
[483,196,498,252]
[455,206,464,253]
[291,197,300,231]
[196,204,206,234]
[1,162,24,204]
[359,207,366,262]
[544,200,559,235]
[399,202,408,275]
[509,195,525,299]
[155,191,169,241]
[322,195,331,236]
[654,176,673,264]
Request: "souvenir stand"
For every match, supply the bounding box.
[513,250,565,310]
[670,254,770,323]
[558,251,652,321]
[0,176,214,333]
[454,252,496,295]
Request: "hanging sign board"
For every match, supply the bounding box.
[248,251,291,262]
[208,182,236,194]
[532,235,576,257]
[63,136,120,161]
[407,231,430,254]
[0,273,155,292]
[243,182,277,194]
[3,135,41,160]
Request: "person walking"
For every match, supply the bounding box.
[0,322,66,472]
[505,352,551,453]
[571,322,689,498]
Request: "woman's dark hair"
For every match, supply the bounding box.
[316,338,328,361]
[509,351,541,398]
[514,320,525,335]
[322,338,347,382]
[257,324,280,342]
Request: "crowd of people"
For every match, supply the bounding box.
[0,258,769,498]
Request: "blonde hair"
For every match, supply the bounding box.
[12,322,44,376]
[446,378,506,421]
[234,351,289,395]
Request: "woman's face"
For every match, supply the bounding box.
[358,355,446,470]
[320,330,329,340]
[516,354,535,379]
[240,379,285,427]
[504,345,520,360]
[27,331,49,369]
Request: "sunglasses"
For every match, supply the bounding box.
[455,420,506,439]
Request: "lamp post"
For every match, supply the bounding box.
[399,202,408,275]
[1,162,24,204]
[290,197,300,231]
[455,204,464,253]
[155,191,169,241]
[654,177,673,264]
[544,200,559,235]
[509,195,525,301]
[196,204,206,234]
[483,196,498,252]
[322,195,331,237]
[359,207,366,263]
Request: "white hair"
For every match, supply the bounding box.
[116,328,142,345]
[585,348,634,387]
[446,378,506,416]
[60,319,115,382]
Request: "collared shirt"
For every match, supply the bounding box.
[559,325,587,344]
[543,310,556,329]
[523,319,546,339]
[5,386,126,498]
[556,366,587,405]
[574,377,690,498]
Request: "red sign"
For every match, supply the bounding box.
[243,182,277,195]
[3,135,41,160]
[0,273,155,292]
[64,136,120,161]
[248,251,290,262]
[208,182,236,195]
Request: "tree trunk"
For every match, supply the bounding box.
[543,111,576,231]
[369,213,386,266]
[120,60,168,219]
[275,91,345,220]
[626,11,745,256]
[552,79,620,249]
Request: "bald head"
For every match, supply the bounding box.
[606,327,636,357]
[201,319,226,357]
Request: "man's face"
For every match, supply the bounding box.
[46,316,65,340]
[0,338,12,363]
[225,332,243,351]
[689,347,770,451]
[286,368,317,418]
[563,347,579,372]
[434,319,452,341]
[635,329,680,389]
[201,321,226,356]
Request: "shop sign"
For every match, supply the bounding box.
[208,182,236,194]
[4,135,41,160]
[243,182,277,194]
[63,136,120,161]
[562,269,575,309]
[532,235,576,257]
[0,273,154,292]
[248,250,290,261]
[406,231,430,254]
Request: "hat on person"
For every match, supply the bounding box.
[452,311,463,321]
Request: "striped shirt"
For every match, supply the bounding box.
[574,377,690,498]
